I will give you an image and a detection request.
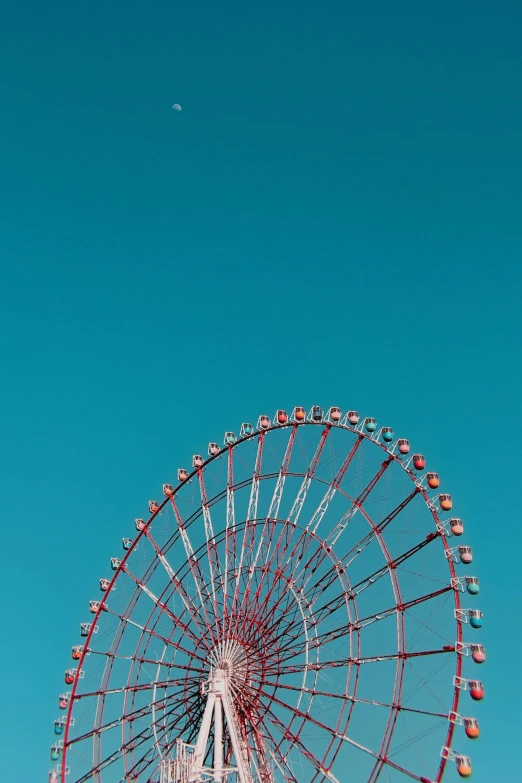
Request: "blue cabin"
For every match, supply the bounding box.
[469,610,483,629]
[224,432,237,445]
[54,720,64,736]
[365,417,377,432]
[381,427,393,442]
[466,577,480,595]
[241,423,254,436]
[50,746,61,762]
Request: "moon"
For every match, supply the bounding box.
[172,104,182,111]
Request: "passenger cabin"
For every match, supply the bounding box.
[459,546,473,564]
[381,427,393,442]
[347,411,359,425]
[149,500,160,513]
[224,432,236,445]
[469,680,484,701]
[59,694,69,710]
[464,718,480,739]
[178,468,189,481]
[471,644,486,664]
[426,472,440,489]
[469,610,483,629]
[456,755,472,778]
[72,646,83,661]
[311,406,323,422]
[439,493,453,511]
[259,415,271,428]
[54,720,64,735]
[193,454,204,467]
[135,519,145,531]
[450,518,464,536]
[397,439,410,455]
[163,484,174,497]
[364,417,377,432]
[208,442,220,456]
[413,454,425,470]
[277,410,288,424]
[50,745,61,762]
[122,538,132,550]
[65,670,75,685]
[240,424,254,436]
[466,577,479,595]
[329,407,342,422]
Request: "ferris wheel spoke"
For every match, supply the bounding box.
[76,675,200,701]
[142,521,214,640]
[68,683,191,744]
[196,464,224,622]
[288,425,331,527]
[223,444,236,634]
[322,455,394,545]
[110,612,208,666]
[232,433,266,624]
[307,434,364,533]
[273,645,454,675]
[117,565,210,653]
[262,680,447,720]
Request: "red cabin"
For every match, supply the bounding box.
[426,472,440,489]
[277,410,288,424]
[72,646,82,661]
[469,680,484,701]
[413,454,425,470]
[149,500,160,514]
[65,670,75,685]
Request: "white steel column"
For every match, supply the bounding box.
[214,696,223,783]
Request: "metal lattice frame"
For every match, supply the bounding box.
[50,406,483,783]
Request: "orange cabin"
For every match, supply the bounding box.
[413,454,425,470]
[464,718,480,739]
[439,493,453,511]
[177,469,189,482]
[277,410,288,424]
[72,646,82,661]
[456,756,472,778]
[427,472,440,489]
[294,407,306,422]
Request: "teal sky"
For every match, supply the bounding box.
[1,2,521,781]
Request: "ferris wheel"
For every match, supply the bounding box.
[49,405,485,783]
